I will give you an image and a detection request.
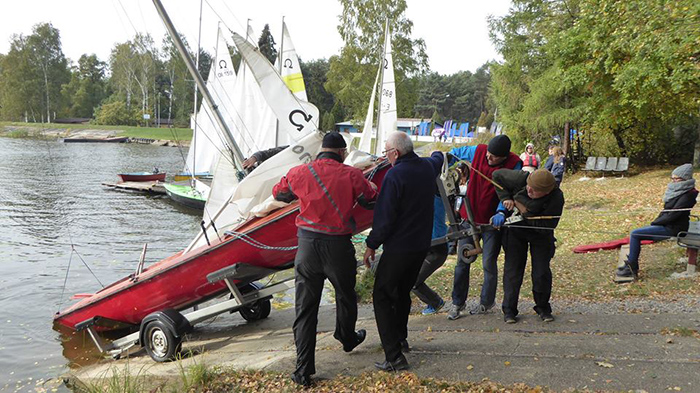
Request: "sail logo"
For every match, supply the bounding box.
[289,109,314,132]
[292,144,312,164]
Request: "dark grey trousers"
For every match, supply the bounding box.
[501,227,555,317]
[293,236,358,377]
[412,243,449,308]
[373,250,427,362]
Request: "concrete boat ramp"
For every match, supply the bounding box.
[66,303,700,392]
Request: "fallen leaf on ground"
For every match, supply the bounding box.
[596,361,614,368]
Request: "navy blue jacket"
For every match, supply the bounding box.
[366,151,443,253]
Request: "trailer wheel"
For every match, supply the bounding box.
[239,298,271,321]
[143,320,182,362]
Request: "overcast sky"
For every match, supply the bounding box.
[0,0,511,76]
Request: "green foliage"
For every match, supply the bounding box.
[489,0,700,164]
[257,24,278,65]
[94,100,140,126]
[326,0,429,121]
[414,64,492,127]
[0,22,70,122]
[61,54,108,118]
[300,58,335,119]
[321,111,336,132]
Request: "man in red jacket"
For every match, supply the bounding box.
[273,132,378,387]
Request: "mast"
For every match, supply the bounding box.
[275,17,285,146]
[152,0,245,170]
[190,0,204,181]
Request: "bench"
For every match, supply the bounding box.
[675,220,700,276]
[584,157,629,177]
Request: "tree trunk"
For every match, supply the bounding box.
[612,127,628,157]
[693,121,700,168]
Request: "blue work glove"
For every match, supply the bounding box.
[490,212,505,228]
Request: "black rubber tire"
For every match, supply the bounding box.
[143,320,182,362]
[239,299,271,321]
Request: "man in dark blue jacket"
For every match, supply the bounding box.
[363,131,443,371]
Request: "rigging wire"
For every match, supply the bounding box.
[39,127,105,311]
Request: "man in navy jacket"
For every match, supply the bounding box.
[363,131,443,371]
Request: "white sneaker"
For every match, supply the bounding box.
[447,303,466,320]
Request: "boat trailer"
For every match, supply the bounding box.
[75,263,295,362]
[76,160,482,363]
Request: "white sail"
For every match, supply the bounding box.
[375,20,397,155]
[232,33,319,143]
[358,66,381,153]
[186,28,238,175]
[275,22,308,101]
[188,131,324,252]
[186,33,323,252]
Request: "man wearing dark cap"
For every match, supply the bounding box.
[446,135,522,320]
[273,132,378,387]
[491,168,565,323]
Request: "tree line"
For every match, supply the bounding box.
[0,18,492,133]
[488,0,700,164]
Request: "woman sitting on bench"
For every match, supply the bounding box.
[617,164,698,282]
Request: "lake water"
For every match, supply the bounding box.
[0,138,203,392]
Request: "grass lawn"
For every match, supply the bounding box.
[356,165,700,307]
[0,121,193,141]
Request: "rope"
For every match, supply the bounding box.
[225,231,299,251]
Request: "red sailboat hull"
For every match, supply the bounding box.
[117,172,167,182]
[54,161,389,330]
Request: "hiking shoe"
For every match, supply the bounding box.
[447,303,466,320]
[538,312,555,322]
[504,314,517,324]
[469,302,496,315]
[615,262,638,283]
[422,299,445,315]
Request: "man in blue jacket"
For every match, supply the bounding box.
[363,131,443,371]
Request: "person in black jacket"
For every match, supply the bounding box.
[616,164,698,282]
[242,145,289,171]
[363,131,443,371]
[491,168,565,324]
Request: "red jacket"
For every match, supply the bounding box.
[464,144,522,225]
[273,152,378,235]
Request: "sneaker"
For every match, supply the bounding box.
[469,302,496,315]
[421,299,445,315]
[538,312,555,322]
[504,314,517,324]
[447,303,466,320]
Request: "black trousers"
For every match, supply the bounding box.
[373,249,427,362]
[412,243,448,308]
[293,236,358,377]
[501,227,555,317]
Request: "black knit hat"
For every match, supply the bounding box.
[487,135,511,157]
[322,132,347,148]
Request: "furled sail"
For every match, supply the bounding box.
[275,21,308,101]
[375,20,397,155]
[185,28,236,175]
[358,66,381,153]
[186,32,322,252]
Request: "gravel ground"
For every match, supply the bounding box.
[446,295,700,316]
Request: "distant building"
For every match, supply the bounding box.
[335,118,425,134]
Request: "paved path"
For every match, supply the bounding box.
[70,303,700,392]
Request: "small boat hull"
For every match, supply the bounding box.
[54,160,389,330]
[164,183,207,210]
[172,172,214,182]
[118,172,167,182]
